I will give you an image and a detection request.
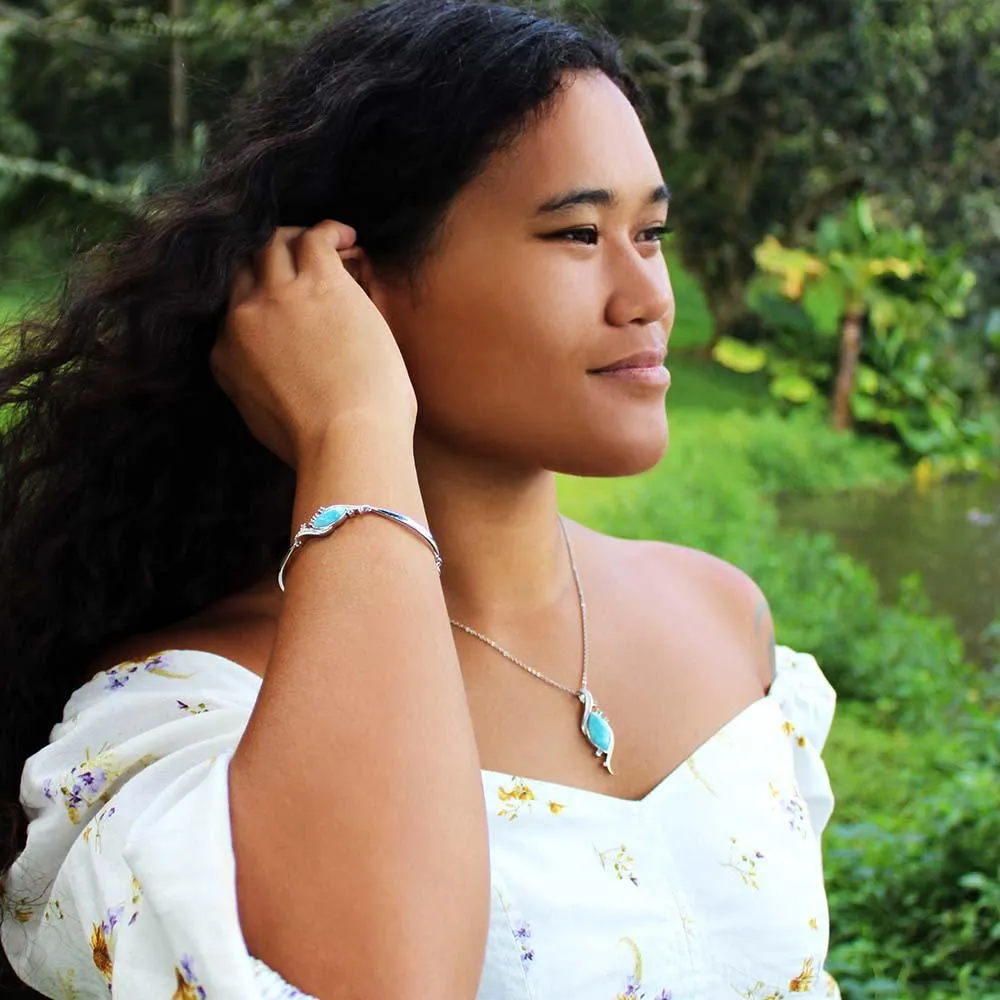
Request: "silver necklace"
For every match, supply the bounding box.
[448,517,615,774]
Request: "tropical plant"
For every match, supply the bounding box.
[712,197,996,468]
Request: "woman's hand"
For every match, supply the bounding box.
[211,220,417,466]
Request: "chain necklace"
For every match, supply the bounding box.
[448,517,615,774]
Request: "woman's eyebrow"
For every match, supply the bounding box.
[534,183,670,215]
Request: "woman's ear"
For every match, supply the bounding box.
[339,248,394,324]
[339,247,369,292]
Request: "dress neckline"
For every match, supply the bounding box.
[81,646,780,810]
[480,692,777,809]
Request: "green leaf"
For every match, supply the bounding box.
[855,196,876,241]
[868,291,905,332]
[801,273,847,335]
[712,337,768,374]
[855,365,880,395]
[754,235,825,299]
[769,373,817,403]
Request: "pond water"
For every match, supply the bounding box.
[778,475,1000,666]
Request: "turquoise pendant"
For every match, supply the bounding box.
[578,688,615,774]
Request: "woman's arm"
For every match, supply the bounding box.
[217,223,490,999]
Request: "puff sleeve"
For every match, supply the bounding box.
[769,645,838,838]
[1,650,317,1000]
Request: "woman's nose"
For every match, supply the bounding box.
[605,248,674,330]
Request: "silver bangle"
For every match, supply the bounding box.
[278,504,442,591]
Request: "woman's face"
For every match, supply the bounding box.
[373,70,674,478]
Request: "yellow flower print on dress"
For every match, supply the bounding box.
[615,937,672,999]
[497,778,536,821]
[55,749,158,825]
[788,956,816,993]
[100,652,193,691]
[723,836,764,889]
[59,747,121,824]
[172,955,207,999]
[82,804,117,850]
[548,800,565,814]
[781,719,807,747]
[177,699,209,715]
[596,843,639,886]
[54,968,80,1000]
[686,756,717,797]
[736,983,783,1000]
[90,904,124,985]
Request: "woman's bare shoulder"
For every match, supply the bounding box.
[567,519,774,690]
[85,584,279,685]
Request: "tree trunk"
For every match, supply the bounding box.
[170,0,188,167]
[831,310,863,431]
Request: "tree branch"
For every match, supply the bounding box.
[0,154,142,211]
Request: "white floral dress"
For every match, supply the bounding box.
[2,645,840,999]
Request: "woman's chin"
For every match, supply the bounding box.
[555,422,669,478]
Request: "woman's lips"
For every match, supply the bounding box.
[589,350,670,388]
[591,364,671,387]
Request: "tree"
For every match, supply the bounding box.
[714,197,995,468]
[742,198,922,431]
[560,0,1000,344]
[1,0,997,335]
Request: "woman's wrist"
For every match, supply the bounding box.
[292,414,426,531]
[292,409,416,471]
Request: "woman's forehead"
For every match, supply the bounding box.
[459,72,663,218]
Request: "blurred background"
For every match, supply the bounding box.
[0,1,997,997]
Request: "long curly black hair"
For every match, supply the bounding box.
[0,0,641,991]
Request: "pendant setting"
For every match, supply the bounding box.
[578,688,615,774]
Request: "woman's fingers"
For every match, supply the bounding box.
[229,265,256,308]
[294,220,358,279]
[256,227,306,287]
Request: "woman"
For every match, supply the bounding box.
[0,1,839,997]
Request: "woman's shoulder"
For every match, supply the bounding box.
[569,518,762,594]
[85,582,279,685]
[570,520,774,690]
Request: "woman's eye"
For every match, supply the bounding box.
[543,224,673,246]
[641,224,674,243]
[549,227,599,245]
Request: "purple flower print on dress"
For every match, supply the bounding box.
[65,765,108,816]
[41,778,55,800]
[624,976,641,997]
[513,922,534,966]
[780,795,808,837]
[59,750,120,824]
[176,954,208,999]
[104,671,131,691]
[78,766,108,793]
[103,904,124,936]
[102,653,193,691]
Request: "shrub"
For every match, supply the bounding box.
[559,409,973,729]
[825,719,1000,999]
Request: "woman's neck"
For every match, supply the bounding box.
[414,436,573,626]
[243,438,574,627]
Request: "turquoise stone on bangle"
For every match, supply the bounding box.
[311,505,350,530]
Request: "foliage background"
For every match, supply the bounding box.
[1,2,998,998]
